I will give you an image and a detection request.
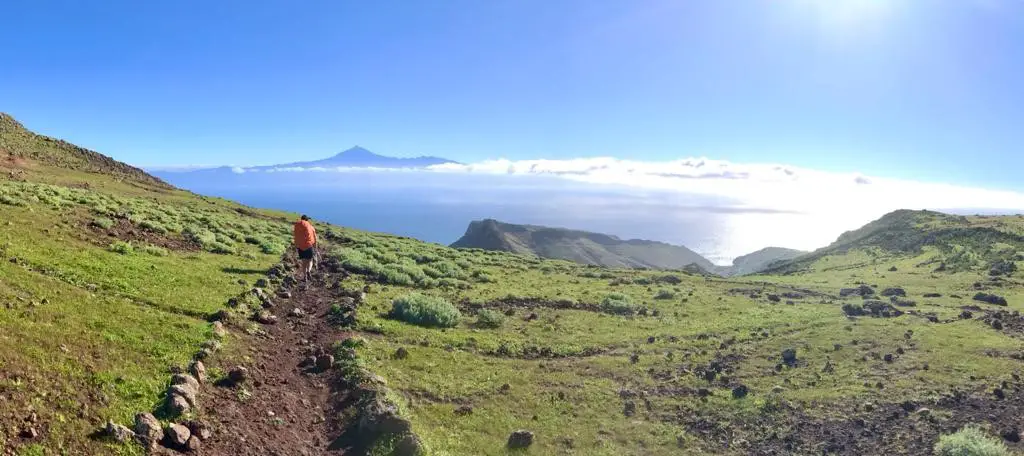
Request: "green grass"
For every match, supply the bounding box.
[321,223,1024,455]
[0,165,296,453]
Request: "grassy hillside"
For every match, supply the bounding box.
[2,113,1022,456]
[332,212,1024,455]
[0,114,298,454]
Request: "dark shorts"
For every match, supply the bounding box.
[297,247,314,260]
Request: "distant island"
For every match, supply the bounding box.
[152,146,458,175]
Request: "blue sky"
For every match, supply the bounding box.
[3,0,1024,189]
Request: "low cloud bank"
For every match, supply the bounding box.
[241,156,1024,216]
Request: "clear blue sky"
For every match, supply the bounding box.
[2,1,1023,189]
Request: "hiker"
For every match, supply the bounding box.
[293,214,318,280]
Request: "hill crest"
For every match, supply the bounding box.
[0,112,169,188]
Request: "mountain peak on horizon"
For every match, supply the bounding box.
[334,146,377,158]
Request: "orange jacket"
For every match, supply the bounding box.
[293,220,317,250]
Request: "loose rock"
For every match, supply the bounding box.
[104,420,135,443]
[190,361,207,384]
[508,430,535,449]
[165,423,191,447]
[781,348,797,366]
[316,355,335,371]
[394,347,410,360]
[172,373,200,391]
[133,413,162,446]
[185,420,213,440]
[732,385,749,399]
[228,366,249,384]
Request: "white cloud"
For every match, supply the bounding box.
[427,156,1024,216]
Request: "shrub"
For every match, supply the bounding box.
[209,242,236,255]
[934,425,1009,456]
[601,293,637,315]
[654,289,676,300]
[389,293,461,328]
[92,217,115,230]
[109,241,134,255]
[0,194,26,207]
[141,245,169,257]
[378,267,415,286]
[471,270,494,283]
[476,309,505,329]
[183,227,217,246]
[260,240,285,255]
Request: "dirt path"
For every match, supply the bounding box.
[194,258,354,456]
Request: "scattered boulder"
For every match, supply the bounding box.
[767,294,781,303]
[185,420,212,440]
[19,427,38,439]
[394,347,410,360]
[994,388,1006,400]
[990,260,1017,277]
[960,310,974,319]
[104,420,135,443]
[888,266,898,272]
[923,293,942,298]
[211,321,227,338]
[316,355,335,371]
[881,287,906,297]
[255,311,278,324]
[185,435,202,452]
[781,348,797,366]
[507,430,535,449]
[289,307,305,318]
[254,278,269,288]
[623,401,637,417]
[164,423,191,447]
[171,373,200,391]
[732,385,749,399]
[228,366,249,384]
[974,293,1008,306]
[133,413,163,447]
[1001,428,1022,443]
[454,405,474,416]
[884,354,894,363]
[168,394,191,415]
[189,361,207,384]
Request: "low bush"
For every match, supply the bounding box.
[934,424,1009,456]
[476,309,505,329]
[92,217,115,230]
[0,194,27,207]
[109,241,134,255]
[601,293,638,315]
[209,242,236,255]
[378,267,415,286]
[471,270,494,283]
[260,240,285,255]
[389,293,461,328]
[654,289,676,300]
[141,245,169,257]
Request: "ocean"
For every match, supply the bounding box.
[156,170,857,265]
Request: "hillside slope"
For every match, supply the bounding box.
[0,114,308,453]
[726,246,806,276]
[0,113,168,188]
[3,113,1024,455]
[451,219,718,271]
